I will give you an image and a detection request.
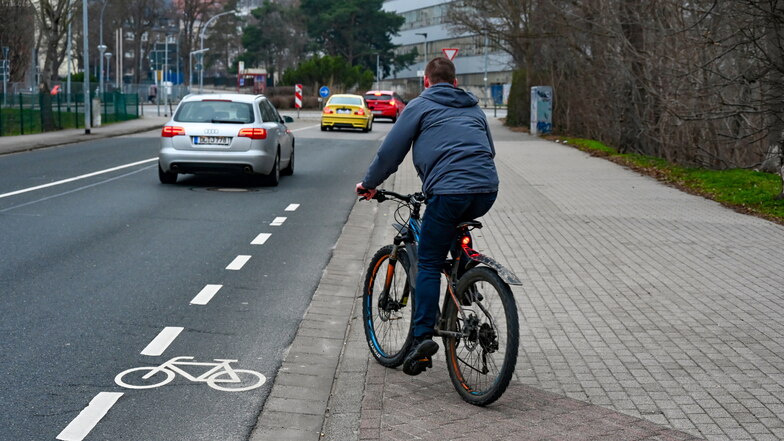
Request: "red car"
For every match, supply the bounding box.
[364,90,406,122]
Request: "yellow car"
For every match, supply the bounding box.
[321,94,374,132]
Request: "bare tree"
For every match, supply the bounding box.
[0,0,35,84]
[32,0,76,131]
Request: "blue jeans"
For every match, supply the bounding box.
[413,192,498,339]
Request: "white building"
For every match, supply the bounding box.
[382,0,512,104]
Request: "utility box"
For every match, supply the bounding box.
[530,86,553,135]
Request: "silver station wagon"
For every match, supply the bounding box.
[158,93,295,185]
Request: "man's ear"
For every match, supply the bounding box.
[424,76,431,88]
[453,78,458,87]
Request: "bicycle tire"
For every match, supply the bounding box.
[115,367,175,389]
[363,244,414,367]
[443,267,519,406]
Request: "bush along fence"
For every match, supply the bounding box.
[0,91,139,136]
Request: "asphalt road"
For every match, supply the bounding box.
[0,120,393,441]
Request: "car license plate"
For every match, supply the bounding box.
[372,110,382,114]
[193,136,230,146]
[337,109,351,114]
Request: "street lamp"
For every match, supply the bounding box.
[104,52,113,90]
[189,48,209,93]
[97,44,107,95]
[199,10,236,93]
[98,0,109,96]
[415,32,428,62]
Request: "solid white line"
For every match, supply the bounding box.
[270,216,287,226]
[285,203,300,211]
[56,392,123,441]
[0,158,157,200]
[226,255,251,271]
[191,284,223,305]
[291,124,320,132]
[140,327,183,356]
[251,233,271,245]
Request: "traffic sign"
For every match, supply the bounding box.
[442,48,459,61]
[319,86,330,98]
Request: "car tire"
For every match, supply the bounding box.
[321,125,326,131]
[392,112,398,123]
[366,118,373,132]
[263,149,281,186]
[158,163,177,184]
[281,143,294,176]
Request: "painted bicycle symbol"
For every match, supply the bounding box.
[114,356,266,392]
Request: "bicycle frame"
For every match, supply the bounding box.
[142,356,242,383]
[378,190,521,340]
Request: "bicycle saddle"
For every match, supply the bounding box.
[457,221,483,230]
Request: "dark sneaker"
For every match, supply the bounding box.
[402,339,439,376]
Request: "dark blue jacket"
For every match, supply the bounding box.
[362,84,498,196]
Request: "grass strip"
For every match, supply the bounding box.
[559,137,784,225]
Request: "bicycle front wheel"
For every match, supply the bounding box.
[443,267,519,406]
[363,244,414,367]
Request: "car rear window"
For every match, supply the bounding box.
[365,94,392,101]
[328,97,363,106]
[174,100,254,123]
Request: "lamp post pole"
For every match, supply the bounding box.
[415,32,428,91]
[82,0,91,134]
[199,10,235,93]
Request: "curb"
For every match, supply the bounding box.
[249,194,383,440]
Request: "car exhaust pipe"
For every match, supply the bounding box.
[171,164,179,170]
[243,166,252,174]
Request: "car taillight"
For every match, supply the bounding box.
[161,126,185,137]
[389,99,396,106]
[238,128,267,139]
[354,108,365,116]
[323,107,333,114]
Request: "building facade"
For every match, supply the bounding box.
[382,0,512,105]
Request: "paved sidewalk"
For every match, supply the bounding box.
[253,117,784,441]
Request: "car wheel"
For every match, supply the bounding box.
[321,125,326,131]
[158,163,177,184]
[263,149,281,186]
[392,112,398,123]
[281,143,294,176]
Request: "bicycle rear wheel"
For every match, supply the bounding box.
[363,245,414,367]
[443,267,519,406]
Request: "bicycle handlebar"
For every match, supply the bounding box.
[369,189,425,204]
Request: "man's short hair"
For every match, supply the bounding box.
[425,57,456,85]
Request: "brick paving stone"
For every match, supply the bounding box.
[268,117,784,441]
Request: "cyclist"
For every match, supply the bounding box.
[356,57,499,376]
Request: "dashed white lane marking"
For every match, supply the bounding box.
[140,327,184,356]
[56,392,123,441]
[251,233,271,245]
[0,158,157,200]
[191,284,223,305]
[285,203,300,211]
[226,255,251,271]
[270,217,286,226]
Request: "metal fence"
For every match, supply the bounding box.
[0,91,139,137]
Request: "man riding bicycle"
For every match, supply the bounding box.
[356,57,499,376]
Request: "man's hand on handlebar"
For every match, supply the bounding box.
[355,182,377,201]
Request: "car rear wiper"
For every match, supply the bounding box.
[211,119,246,124]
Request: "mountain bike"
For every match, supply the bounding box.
[361,189,520,406]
